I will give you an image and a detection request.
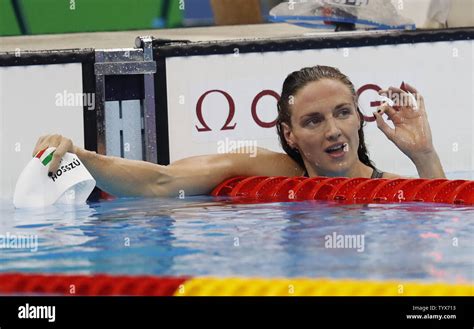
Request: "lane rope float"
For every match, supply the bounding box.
[0,273,471,296]
[211,176,474,205]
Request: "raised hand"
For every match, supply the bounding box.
[374,82,434,160]
[373,83,445,178]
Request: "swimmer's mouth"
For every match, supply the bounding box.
[325,143,347,153]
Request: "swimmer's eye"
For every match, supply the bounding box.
[337,108,352,117]
[303,117,322,127]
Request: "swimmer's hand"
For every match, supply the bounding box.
[374,83,434,159]
[32,134,77,175]
[374,83,445,178]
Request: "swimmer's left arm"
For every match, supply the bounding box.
[411,151,446,179]
[373,83,446,179]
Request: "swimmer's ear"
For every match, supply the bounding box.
[281,122,297,149]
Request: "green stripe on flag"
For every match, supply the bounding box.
[41,150,55,166]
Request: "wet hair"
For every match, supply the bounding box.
[276,65,376,171]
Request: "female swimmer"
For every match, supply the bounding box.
[32,66,445,197]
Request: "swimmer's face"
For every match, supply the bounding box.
[282,79,361,176]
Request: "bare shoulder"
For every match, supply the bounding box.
[234,147,305,177]
[381,171,404,179]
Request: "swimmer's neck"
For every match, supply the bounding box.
[305,161,373,178]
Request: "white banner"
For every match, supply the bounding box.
[166,40,473,178]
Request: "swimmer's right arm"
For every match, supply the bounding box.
[161,148,303,197]
[33,135,304,198]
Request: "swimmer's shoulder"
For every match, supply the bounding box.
[233,147,305,177]
[381,171,403,179]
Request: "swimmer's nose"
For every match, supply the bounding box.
[324,119,342,141]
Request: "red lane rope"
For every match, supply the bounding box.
[0,273,188,296]
[211,176,474,205]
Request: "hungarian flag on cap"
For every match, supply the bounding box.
[35,148,56,167]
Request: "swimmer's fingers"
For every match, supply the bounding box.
[401,81,419,94]
[378,102,401,124]
[32,134,62,158]
[380,86,424,114]
[48,137,73,174]
[403,82,426,114]
[378,88,403,111]
[388,87,414,109]
[373,110,395,141]
[32,135,48,157]
[390,86,418,109]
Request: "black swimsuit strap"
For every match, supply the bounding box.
[370,168,384,179]
[302,168,384,178]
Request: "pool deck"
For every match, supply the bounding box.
[0,23,318,52]
[0,23,396,53]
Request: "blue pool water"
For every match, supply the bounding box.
[0,196,473,283]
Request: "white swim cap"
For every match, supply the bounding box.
[13,147,96,208]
